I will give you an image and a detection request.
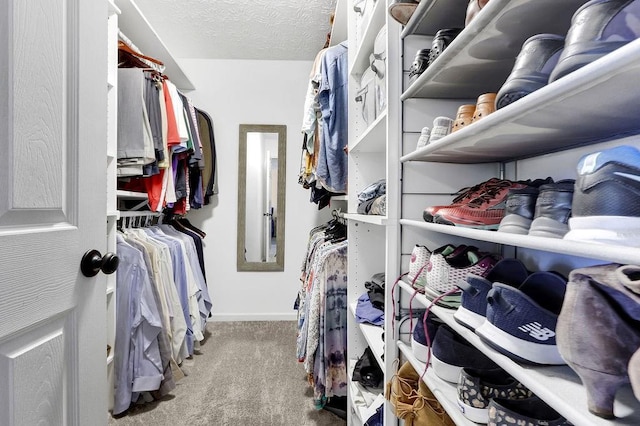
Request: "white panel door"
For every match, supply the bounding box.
[0,1,107,425]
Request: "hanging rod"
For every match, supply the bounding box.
[119,211,162,218]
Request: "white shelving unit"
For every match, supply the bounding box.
[344,1,402,425]
[390,0,640,425]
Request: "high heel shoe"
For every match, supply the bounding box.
[556,263,640,418]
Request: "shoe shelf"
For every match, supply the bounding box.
[397,280,640,425]
[345,213,388,226]
[396,340,476,426]
[400,0,467,39]
[351,109,387,154]
[350,301,385,370]
[399,219,640,266]
[350,0,386,77]
[401,0,586,100]
[400,39,640,164]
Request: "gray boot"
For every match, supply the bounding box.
[556,263,640,418]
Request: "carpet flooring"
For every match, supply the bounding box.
[109,321,347,426]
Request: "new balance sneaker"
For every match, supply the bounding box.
[423,177,502,222]
[457,367,532,424]
[454,258,530,331]
[528,180,575,238]
[408,244,431,289]
[497,187,540,234]
[431,325,499,383]
[564,145,640,246]
[549,0,640,83]
[434,180,530,230]
[411,311,443,363]
[476,271,568,365]
[425,245,500,308]
[496,34,565,109]
[488,396,572,426]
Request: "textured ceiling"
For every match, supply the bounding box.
[135,0,338,61]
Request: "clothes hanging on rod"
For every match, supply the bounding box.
[113,218,211,415]
[296,214,348,408]
[298,43,349,209]
[116,50,218,214]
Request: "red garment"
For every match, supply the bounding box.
[144,169,165,211]
[162,80,181,147]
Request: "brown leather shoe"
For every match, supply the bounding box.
[465,0,491,26]
[471,92,497,123]
[452,104,476,133]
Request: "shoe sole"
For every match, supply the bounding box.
[431,354,462,383]
[457,398,490,423]
[453,306,485,332]
[411,336,430,364]
[476,320,566,365]
[434,213,501,230]
[528,216,568,238]
[565,216,640,247]
[498,214,532,234]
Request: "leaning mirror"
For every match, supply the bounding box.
[237,124,287,271]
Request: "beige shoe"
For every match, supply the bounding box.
[451,104,476,133]
[471,92,497,123]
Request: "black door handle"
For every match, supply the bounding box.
[80,249,120,277]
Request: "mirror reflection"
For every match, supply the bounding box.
[237,124,286,271]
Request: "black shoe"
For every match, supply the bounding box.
[528,180,575,238]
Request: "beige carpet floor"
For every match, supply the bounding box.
[109,321,347,426]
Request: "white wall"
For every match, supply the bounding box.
[180,59,333,321]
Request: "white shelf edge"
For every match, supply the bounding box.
[349,0,386,76]
[116,189,147,200]
[107,0,121,15]
[396,281,640,425]
[350,302,385,370]
[344,213,388,225]
[400,219,640,266]
[107,210,120,219]
[350,109,387,154]
[114,0,195,91]
[331,195,348,201]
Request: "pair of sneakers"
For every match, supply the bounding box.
[498,180,575,238]
[411,312,499,382]
[408,244,500,308]
[457,366,570,425]
[497,0,640,109]
[424,178,552,230]
[454,258,568,365]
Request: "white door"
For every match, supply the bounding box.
[0,1,107,425]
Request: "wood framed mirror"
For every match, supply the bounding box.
[237,124,287,271]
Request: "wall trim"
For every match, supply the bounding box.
[208,313,297,322]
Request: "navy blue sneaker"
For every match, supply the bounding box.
[564,145,640,246]
[431,325,499,383]
[411,311,443,363]
[454,258,530,331]
[476,272,568,365]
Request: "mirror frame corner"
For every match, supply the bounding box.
[237,124,287,272]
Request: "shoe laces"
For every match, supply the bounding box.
[451,178,500,204]
[466,180,515,208]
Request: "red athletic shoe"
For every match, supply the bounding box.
[423,177,502,222]
[433,180,529,229]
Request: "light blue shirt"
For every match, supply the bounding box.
[114,236,164,415]
[317,42,349,193]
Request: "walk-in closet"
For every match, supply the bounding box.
[2,0,640,425]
